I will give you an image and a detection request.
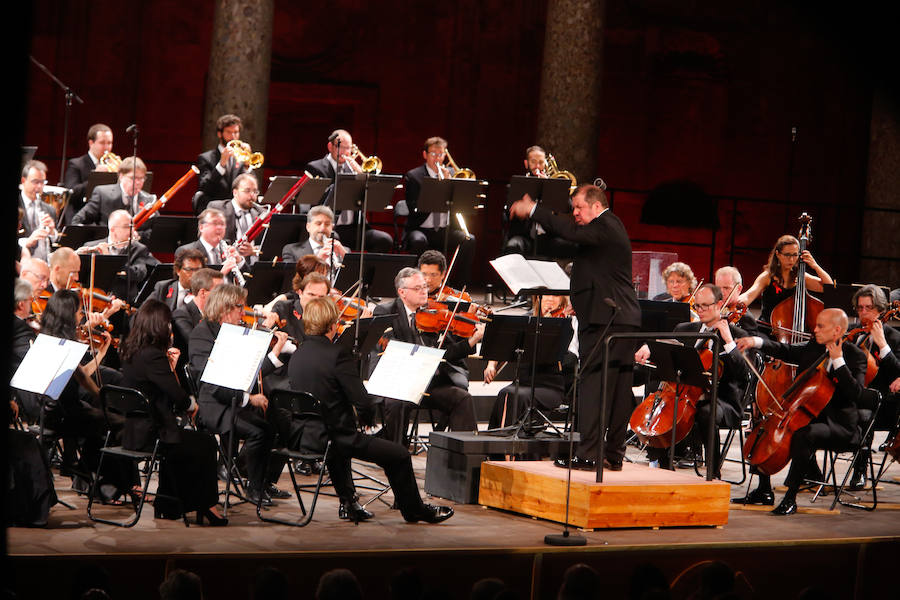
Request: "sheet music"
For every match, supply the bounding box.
[489,254,570,295]
[11,334,88,400]
[528,259,570,291]
[365,340,445,404]
[200,323,272,392]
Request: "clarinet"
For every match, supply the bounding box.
[218,240,246,287]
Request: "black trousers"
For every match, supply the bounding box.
[405,227,475,287]
[488,384,565,429]
[576,324,638,464]
[783,422,852,491]
[226,405,301,492]
[326,433,425,519]
[381,385,477,445]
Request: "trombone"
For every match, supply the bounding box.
[227,140,264,171]
[546,153,577,193]
[348,144,383,174]
[443,149,475,179]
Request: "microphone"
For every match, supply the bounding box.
[126,124,139,134]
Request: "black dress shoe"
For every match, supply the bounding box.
[196,508,228,527]
[404,503,454,524]
[602,458,623,472]
[771,497,798,515]
[554,457,570,469]
[246,488,273,507]
[266,485,292,499]
[339,499,374,523]
[731,488,775,506]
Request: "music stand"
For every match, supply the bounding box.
[335,314,393,358]
[645,340,711,470]
[333,253,417,299]
[482,314,572,438]
[146,216,199,254]
[257,214,307,261]
[265,175,331,212]
[416,178,487,254]
[134,263,174,306]
[507,175,570,213]
[245,261,295,305]
[85,172,154,201]
[59,225,108,249]
[639,299,692,333]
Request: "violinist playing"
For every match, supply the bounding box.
[643,284,750,477]
[654,262,698,303]
[715,266,758,336]
[736,308,866,515]
[371,267,483,444]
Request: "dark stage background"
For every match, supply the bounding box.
[19,1,900,288]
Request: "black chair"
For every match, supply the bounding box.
[257,390,331,527]
[87,385,189,528]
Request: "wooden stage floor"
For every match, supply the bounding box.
[8,434,900,599]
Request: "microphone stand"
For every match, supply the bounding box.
[29,55,84,185]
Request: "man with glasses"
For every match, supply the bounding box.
[72,156,156,243]
[18,160,60,262]
[208,173,263,261]
[372,267,483,443]
[20,257,51,299]
[644,283,750,476]
[175,208,244,284]
[281,205,348,268]
[149,248,207,311]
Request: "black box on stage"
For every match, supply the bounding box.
[424,431,579,504]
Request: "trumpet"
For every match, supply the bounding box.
[99,151,122,172]
[348,144,383,174]
[546,153,577,193]
[226,139,264,171]
[443,149,475,179]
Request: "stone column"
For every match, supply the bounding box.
[859,87,900,286]
[536,0,605,185]
[203,0,274,159]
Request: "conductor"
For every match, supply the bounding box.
[509,183,641,471]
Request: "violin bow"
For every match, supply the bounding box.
[436,245,461,303]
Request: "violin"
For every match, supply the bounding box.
[71,284,136,315]
[432,285,493,317]
[240,306,286,330]
[31,290,51,315]
[79,321,119,349]
[724,302,747,324]
[414,305,485,339]
[846,301,900,386]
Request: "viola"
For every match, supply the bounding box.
[846,301,900,386]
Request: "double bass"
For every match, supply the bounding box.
[754,214,822,418]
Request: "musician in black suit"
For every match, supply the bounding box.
[644,284,749,476]
[193,114,248,214]
[402,136,475,287]
[72,157,155,244]
[207,173,263,261]
[288,297,454,523]
[271,272,331,342]
[281,205,347,267]
[371,268,481,443]
[62,123,114,223]
[715,266,760,336]
[736,308,867,515]
[76,209,160,302]
[149,248,207,312]
[11,278,42,422]
[119,299,225,525]
[174,208,245,284]
[172,267,223,359]
[18,160,60,262]
[188,284,299,505]
[304,129,393,253]
[510,183,642,471]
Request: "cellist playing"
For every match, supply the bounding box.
[736,308,867,515]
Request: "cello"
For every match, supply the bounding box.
[754,214,822,418]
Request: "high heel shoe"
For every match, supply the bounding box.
[196,508,228,527]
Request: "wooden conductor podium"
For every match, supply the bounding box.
[478,460,730,529]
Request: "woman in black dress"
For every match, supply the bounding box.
[118,299,226,525]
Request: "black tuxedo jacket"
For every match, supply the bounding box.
[372,297,473,389]
[402,164,442,233]
[62,153,97,213]
[272,298,305,342]
[672,321,749,420]
[72,183,154,228]
[207,199,262,243]
[12,317,36,373]
[193,148,247,214]
[174,240,219,267]
[759,338,867,440]
[121,346,192,444]
[82,238,159,296]
[848,323,900,393]
[150,278,180,311]
[172,301,203,355]
[530,206,641,329]
[17,196,59,239]
[281,239,314,263]
[288,335,375,437]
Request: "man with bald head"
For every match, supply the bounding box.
[20,257,50,298]
[736,308,867,515]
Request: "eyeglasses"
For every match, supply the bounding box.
[694,302,718,311]
[855,304,877,312]
[231,303,244,310]
[237,187,259,194]
[180,266,200,273]
[403,285,429,292]
[778,251,800,258]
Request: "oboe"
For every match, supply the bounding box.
[218,240,247,287]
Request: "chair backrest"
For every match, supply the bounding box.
[99,385,151,425]
[271,389,322,421]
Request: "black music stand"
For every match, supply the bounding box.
[416,178,487,254]
[257,214,307,261]
[645,340,711,471]
[265,175,331,212]
[134,263,174,306]
[639,299,692,333]
[59,225,108,249]
[146,216,199,254]
[507,176,570,212]
[78,254,130,303]
[482,314,572,438]
[335,172,402,250]
[245,261,296,305]
[333,253,417,299]
[335,315,393,358]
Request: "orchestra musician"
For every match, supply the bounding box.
[46,248,125,320]
[18,160,60,262]
[643,284,749,477]
[207,172,263,261]
[372,267,482,444]
[287,296,454,523]
[119,299,225,525]
[193,114,248,214]
[304,129,394,253]
[76,209,160,302]
[20,257,50,300]
[171,267,224,360]
[402,136,476,287]
[149,248,207,312]
[736,308,867,515]
[72,156,155,237]
[12,278,41,422]
[715,266,759,336]
[737,234,834,335]
[174,208,245,284]
[483,294,578,429]
[262,254,329,315]
[270,272,330,343]
[654,262,697,302]
[62,123,114,224]
[509,183,642,472]
[188,284,299,506]
[281,205,348,268]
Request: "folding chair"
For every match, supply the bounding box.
[87,385,189,527]
[826,389,883,510]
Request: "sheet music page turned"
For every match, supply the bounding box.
[11,334,88,400]
[489,254,570,295]
[528,259,571,291]
[200,323,273,392]
[365,340,445,404]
